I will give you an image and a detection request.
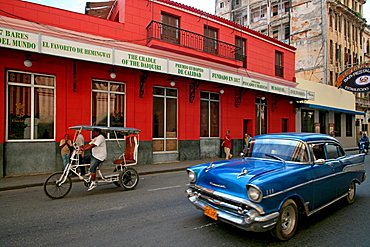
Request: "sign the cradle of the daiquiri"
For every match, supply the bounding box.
[336,63,370,92]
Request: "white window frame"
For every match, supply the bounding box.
[200,91,220,139]
[91,79,126,140]
[6,70,56,142]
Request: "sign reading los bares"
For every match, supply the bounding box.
[336,63,370,92]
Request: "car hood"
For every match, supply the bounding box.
[196,158,285,197]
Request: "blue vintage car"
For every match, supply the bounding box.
[186,133,366,240]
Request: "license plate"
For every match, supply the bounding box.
[204,206,218,221]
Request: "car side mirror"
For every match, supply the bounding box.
[314,159,325,165]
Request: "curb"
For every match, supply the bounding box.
[0,166,188,192]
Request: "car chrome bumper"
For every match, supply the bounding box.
[187,190,279,232]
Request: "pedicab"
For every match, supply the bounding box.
[43,125,141,199]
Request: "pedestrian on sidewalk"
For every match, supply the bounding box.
[59,133,72,168]
[75,130,86,175]
[222,129,232,159]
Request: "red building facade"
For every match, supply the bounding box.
[0,0,308,176]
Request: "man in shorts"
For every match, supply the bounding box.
[81,128,107,191]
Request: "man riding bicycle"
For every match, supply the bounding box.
[81,128,107,191]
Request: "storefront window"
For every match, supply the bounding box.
[256,97,267,135]
[7,71,55,140]
[346,114,352,137]
[200,92,219,137]
[301,109,314,132]
[153,87,177,152]
[334,112,342,137]
[92,80,125,138]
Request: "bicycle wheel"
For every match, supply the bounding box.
[43,172,72,199]
[119,167,139,190]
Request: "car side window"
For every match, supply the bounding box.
[326,143,344,159]
[311,143,326,160]
[325,144,339,159]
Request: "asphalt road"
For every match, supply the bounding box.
[1,156,370,247]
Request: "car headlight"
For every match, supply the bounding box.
[247,185,262,202]
[188,170,196,183]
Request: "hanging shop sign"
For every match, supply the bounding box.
[115,50,167,73]
[42,36,113,64]
[1,25,313,100]
[289,87,307,99]
[168,61,209,80]
[242,78,269,92]
[336,63,370,92]
[269,83,289,95]
[0,27,39,52]
[210,70,242,86]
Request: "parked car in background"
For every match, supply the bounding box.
[186,133,366,240]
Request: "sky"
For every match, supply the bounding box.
[23,0,370,23]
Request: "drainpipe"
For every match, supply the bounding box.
[322,0,328,84]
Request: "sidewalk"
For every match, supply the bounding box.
[0,158,221,192]
[0,147,359,192]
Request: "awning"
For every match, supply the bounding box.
[297,103,365,115]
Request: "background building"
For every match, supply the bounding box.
[216,0,368,140]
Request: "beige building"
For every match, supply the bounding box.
[216,0,368,142]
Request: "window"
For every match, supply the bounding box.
[256,97,267,135]
[275,51,284,77]
[250,4,267,23]
[219,2,224,8]
[204,26,218,54]
[200,92,219,137]
[161,12,180,44]
[334,112,341,137]
[235,36,246,66]
[7,71,55,140]
[319,110,327,133]
[272,4,278,16]
[301,109,314,132]
[282,118,288,132]
[272,29,279,39]
[330,40,333,64]
[326,143,344,159]
[346,114,352,137]
[153,87,178,152]
[284,24,290,40]
[92,80,125,138]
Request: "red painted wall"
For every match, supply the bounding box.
[0,0,296,80]
[0,0,297,145]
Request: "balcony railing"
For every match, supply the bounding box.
[146,21,246,64]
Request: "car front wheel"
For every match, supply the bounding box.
[271,199,298,241]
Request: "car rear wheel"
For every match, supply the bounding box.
[271,199,298,241]
[346,182,356,204]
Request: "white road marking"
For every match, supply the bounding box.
[97,206,126,213]
[193,222,217,230]
[147,185,182,191]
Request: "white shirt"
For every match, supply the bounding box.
[75,134,84,155]
[90,134,107,161]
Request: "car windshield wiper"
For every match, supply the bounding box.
[265,154,286,163]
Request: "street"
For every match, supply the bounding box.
[1,156,370,247]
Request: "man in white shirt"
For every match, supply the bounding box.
[75,130,86,175]
[81,128,107,191]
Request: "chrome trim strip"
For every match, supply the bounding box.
[306,193,347,216]
[192,184,265,214]
[263,163,365,199]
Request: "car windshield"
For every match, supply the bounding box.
[247,139,309,162]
